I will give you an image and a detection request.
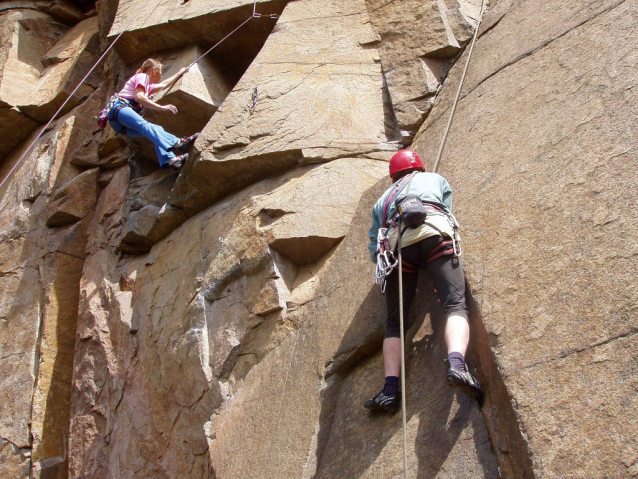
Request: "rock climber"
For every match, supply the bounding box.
[365,149,482,413]
[106,58,199,169]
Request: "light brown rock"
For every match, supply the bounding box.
[169,0,397,217]
[30,252,84,478]
[0,439,30,479]
[364,0,482,136]
[46,168,99,227]
[411,0,638,476]
[207,176,499,479]
[1,0,635,476]
[68,156,388,477]
[19,16,100,122]
[108,0,285,70]
[0,10,66,159]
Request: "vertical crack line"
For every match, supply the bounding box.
[29,261,46,472]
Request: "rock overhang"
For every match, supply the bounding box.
[108,0,288,79]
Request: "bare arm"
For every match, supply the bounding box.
[134,86,178,114]
[153,67,189,91]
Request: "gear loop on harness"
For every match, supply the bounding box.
[375,228,398,292]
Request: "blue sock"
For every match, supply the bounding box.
[448,352,467,372]
[383,376,400,396]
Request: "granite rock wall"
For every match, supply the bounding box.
[0,0,636,477]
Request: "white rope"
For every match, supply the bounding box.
[395,4,487,476]
[397,223,409,479]
[163,0,278,95]
[432,0,487,174]
[1,0,280,192]
[0,0,159,192]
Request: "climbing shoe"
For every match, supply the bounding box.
[444,359,483,397]
[168,153,188,169]
[172,133,199,152]
[364,390,400,413]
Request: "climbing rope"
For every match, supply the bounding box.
[432,0,487,174]
[396,2,487,476]
[163,1,279,95]
[0,0,159,192]
[397,220,409,479]
[0,0,280,192]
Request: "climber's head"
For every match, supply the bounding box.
[389,150,425,182]
[138,58,163,82]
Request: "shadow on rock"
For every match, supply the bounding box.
[313,274,498,478]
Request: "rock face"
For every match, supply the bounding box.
[411,0,638,476]
[0,10,100,160]
[0,0,637,478]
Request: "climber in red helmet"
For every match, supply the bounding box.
[365,149,482,413]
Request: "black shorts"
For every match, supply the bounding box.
[385,235,468,338]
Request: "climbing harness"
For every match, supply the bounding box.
[374,173,414,291]
[393,2,487,476]
[101,94,145,134]
[375,172,463,292]
[1,0,281,191]
[250,86,258,113]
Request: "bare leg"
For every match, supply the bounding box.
[445,314,470,356]
[383,337,401,377]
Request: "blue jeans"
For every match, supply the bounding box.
[109,103,179,168]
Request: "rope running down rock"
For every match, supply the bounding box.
[397,2,487,478]
[432,0,487,174]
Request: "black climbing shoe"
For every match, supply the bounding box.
[168,153,188,169]
[364,390,400,413]
[172,133,199,152]
[444,359,483,397]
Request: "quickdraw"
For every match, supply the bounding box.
[253,12,279,18]
[250,86,258,113]
[375,228,397,293]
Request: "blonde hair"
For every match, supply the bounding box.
[137,58,163,75]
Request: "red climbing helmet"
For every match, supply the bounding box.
[389,150,425,177]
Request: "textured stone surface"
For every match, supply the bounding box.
[207,181,499,479]
[0,9,66,159]
[46,168,99,226]
[0,33,103,478]
[108,0,286,74]
[365,0,482,137]
[411,0,638,476]
[143,45,233,139]
[169,0,398,217]
[0,438,30,479]
[0,12,101,160]
[68,158,389,478]
[2,0,635,476]
[30,252,84,478]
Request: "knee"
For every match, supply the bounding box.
[384,327,401,339]
[445,308,469,323]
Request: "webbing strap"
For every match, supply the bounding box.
[381,174,412,228]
